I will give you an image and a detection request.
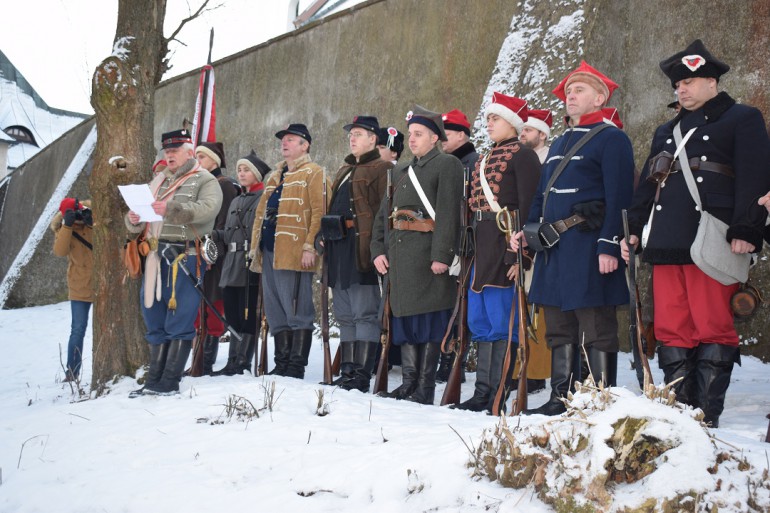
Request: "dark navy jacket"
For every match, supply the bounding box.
[527,111,635,311]
[628,92,770,264]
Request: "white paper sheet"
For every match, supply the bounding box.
[118,184,163,222]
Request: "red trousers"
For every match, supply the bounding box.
[653,265,739,348]
[194,299,225,337]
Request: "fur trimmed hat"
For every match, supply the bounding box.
[377,126,405,155]
[601,107,624,130]
[484,92,528,134]
[659,39,729,88]
[406,105,447,141]
[523,109,553,139]
[236,150,270,183]
[553,61,618,105]
[441,109,471,135]
[195,141,226,168]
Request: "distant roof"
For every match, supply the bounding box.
[0,49,89,168]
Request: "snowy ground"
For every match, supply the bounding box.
[0,302,768,512]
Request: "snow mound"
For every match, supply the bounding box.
[473,383,770,512]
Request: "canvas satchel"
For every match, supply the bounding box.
[673,123,749,285]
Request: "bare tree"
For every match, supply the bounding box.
[89,0,211,395]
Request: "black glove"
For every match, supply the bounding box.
[81,209,93,226]
[63,209,77,227]
[572,200,605,232]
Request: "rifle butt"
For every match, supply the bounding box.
[439,352,462,406]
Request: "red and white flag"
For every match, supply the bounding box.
[192,64,216,146]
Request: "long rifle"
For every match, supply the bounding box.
[189,297,207,377]
[373,277,391,395]
[622,209,654,388]
[331,346,341,377]
[253,277,267,375]
[491,208,529,416]
[320,171,333,384]
[373,166,394,395]
[257,304,269,376]
[440,163,474,406]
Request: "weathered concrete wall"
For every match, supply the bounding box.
[154,0,521,173]
[0,118,94,307]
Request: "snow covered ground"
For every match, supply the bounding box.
[0,302,768,512]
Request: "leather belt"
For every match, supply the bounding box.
[473,210,498,221]
[159,240,197,256]
[672,158,734,178]
[228,241,249,252]
[345,219,355,229]
[550,214,586,234]
[393,219,435,232]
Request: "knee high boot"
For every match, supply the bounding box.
[406,343,441,405]
[485,340,510,413]
[129,342,169,398]
[435,351,453,383]
[695,344,739,428]
[211,334,240,376]
[343,341,378,392]
[234,333,256,374]
[146,339,192,395]
[586,347,618,387]
[332,341,355,386]
[452,341,493,411]
[524,344,576,416]
[269,330,293,376]
[286,329,313,379]
[381,343,419,399]
[658,345,696,407]
[202,334,220,375]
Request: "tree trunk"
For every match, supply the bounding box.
[89,0,168,395]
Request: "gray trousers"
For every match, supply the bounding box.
[262,249,315,333]
[331,282,381,343]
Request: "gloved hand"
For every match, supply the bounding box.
[82,209,93,226]
[63,209,77,227]
[572,200,605,232]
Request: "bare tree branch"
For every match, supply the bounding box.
[163,0,223,49]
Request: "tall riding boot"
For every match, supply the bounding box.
[406,343,441,405]
[211,334,240,376]
[435,351,453,383]
[586,347,617,387]
[234,333,257,374]
[658,345,696,407]
[332,341,355,386]
[381,343,419,399]
[202,334,220,375]
[524,344,576,416]
[129,342,169,398]
[452,341,493,411]
[145,339,192,395]
[343,341,379,392]
[268,330,293,376]
[485,339,510,413]
[286,329,313,379]
[695,344,739,428]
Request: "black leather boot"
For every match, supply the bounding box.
[435,352,453,383]
[286,329,313,379]
[211,333,240,376]
[658,345,697,406]
[524,344,576,416]
[145,339,192,395]
[331,341,355,386]
[452,341,493,411]
[695,344,739,428]
[233,333,256,374]
[406,343,441,405]
[129,342,169,398]
[381,343,419,399]
[268,330,293,376]
[342,341,378,392]
[202,334,220,375]
[485,340,511,413]
[586,347,617,387]
[510,379,547,393]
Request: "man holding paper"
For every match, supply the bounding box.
[125,129,223,396]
